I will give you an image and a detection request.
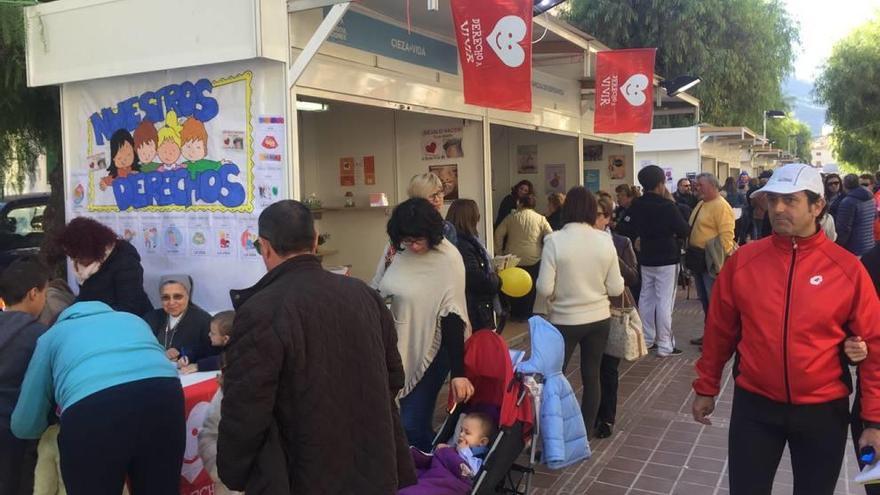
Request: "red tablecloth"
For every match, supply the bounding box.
[179,373,219,495]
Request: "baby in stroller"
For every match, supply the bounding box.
[400,413,497,495]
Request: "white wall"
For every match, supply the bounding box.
[635,127,700,153]
[634,150,701,186]
[490,125,578,217]
[299,100,484,281]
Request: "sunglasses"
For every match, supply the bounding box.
[161,294,186,302]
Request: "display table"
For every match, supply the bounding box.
[179,372,220,495]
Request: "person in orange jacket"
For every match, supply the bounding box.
[691,163,880,495]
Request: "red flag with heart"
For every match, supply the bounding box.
[594,48,657,134]
[450,0,533,112]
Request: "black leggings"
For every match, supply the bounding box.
[59,377,185,495]
[558,318,611,436]
[509,262,540,320]
[597,354,620,426]
[728,387,849,495]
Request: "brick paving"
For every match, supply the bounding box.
[439,289,867,494]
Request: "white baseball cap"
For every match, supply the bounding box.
[753,163,824,199]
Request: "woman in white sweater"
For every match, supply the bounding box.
[534,186,625,437]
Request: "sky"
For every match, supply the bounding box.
[784,0,880,82]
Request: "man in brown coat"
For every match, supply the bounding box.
[218,200,416,494]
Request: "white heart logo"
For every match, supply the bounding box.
[486,15,527,68]
[621,74,649,106]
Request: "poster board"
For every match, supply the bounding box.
[63,59,289,313]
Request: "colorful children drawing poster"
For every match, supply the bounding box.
[163,218,186,256]
[517,145,538,174]
[340,157,356,187]
[608,155,626,180]
[585,169,601,192]
[422,127,463,160]
[187,216,210,257]
[79,70,254,213]
[545,164,566,194]
[429,164,459,201]
[238,219,260,259]
[214,219,235,258]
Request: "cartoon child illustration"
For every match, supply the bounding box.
[134,119,160,173]
[155,111,185,172]
[99,129,141,191]
[180,117,222,180]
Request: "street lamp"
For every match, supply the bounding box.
[762,110,785,143]
[533,0,568,15]
[660,75,702,97]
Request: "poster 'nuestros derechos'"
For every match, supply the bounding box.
[78,68,255,213]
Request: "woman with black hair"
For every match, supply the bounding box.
[99,128,142,191]
[825,173,844,217]
[495,180,534,228]
[378,198,473,451]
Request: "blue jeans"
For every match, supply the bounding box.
[694,271,716,316]
[399,350,450,452]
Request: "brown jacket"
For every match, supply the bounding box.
[218,255,416,494]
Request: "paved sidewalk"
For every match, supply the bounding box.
[471,290,865,495]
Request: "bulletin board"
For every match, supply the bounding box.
[62,59,289,312]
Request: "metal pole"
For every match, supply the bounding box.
[762,112,767,143]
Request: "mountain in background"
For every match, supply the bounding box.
[783,78,827,137]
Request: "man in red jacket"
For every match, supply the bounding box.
[692,163,880,494]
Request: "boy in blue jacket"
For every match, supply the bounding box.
[0,260,50,495]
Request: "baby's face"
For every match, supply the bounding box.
[457,417,489,449]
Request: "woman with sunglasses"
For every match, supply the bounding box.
[825,173,844,217]
[143,275,215,363]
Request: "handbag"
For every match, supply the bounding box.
[684,203,707,274]
[605,288,647,361]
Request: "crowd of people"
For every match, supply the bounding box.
[3,162,880,494]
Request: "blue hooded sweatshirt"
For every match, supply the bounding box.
[516,317,590,469]
[11,301,177,439]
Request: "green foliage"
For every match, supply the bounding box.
[815,16,880,171]
[766,115,813,163]
[563,0,799,131]
[0,2,60,196]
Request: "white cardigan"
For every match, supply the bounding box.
[534,223,625,326]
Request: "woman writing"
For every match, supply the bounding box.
[143,275,215,362]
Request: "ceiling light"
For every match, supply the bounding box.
[296,101,329,112]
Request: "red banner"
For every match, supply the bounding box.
[180,376,219,495]
[594,49,657,134]
[450,0,533,112]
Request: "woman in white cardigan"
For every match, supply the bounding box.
[534,186,625,437]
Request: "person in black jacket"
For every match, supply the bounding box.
[628,165,690,357]
[673,178,698,210]
[50,217,153,316]
[495,180,533,228]
[447,199,501,332]
[546,192,566,231]
[142,274,215,363]
[219,200,416,493]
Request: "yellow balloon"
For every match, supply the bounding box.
[499,267,533,298]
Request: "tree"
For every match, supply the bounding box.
[766,115,813,163]
[815,16,880,171]
[0,2,61,194]
[563,0,799,131]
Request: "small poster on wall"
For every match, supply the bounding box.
[585,169,601,192]
[584,144,603,162]
[339,157,355,186]
[608,155,626,180]
[422,127,464,160]
[664,167,675,192]
[364,156,376,185]
[517,145,538,174]
[429,164,459,201]
[545,164,566,194]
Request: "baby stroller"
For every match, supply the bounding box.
[432,329,541,494]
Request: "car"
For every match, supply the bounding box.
[0,192,50,270]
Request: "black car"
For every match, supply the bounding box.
[0,193,50,270]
